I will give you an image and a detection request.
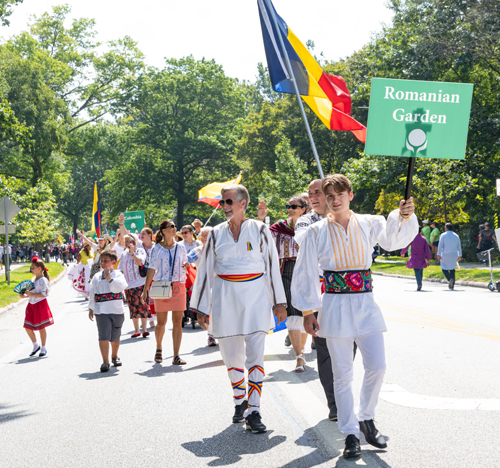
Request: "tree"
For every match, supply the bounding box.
[261,137,310,220]
[0,0,22,26]
[116,56,245,227]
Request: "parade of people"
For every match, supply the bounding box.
[1,1,498,466]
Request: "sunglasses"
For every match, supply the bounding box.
[286,204,303,210]
[163,224,176,229]
[219,199,235,206]
[181,231,191,235]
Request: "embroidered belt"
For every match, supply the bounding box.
[323,270,373,294]
[217,273,263,282]
[95,292,124,303]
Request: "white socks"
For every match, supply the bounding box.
[32,342,39,352]
[41,346,47,353]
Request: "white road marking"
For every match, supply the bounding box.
[380,384,500,411]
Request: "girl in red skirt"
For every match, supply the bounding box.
[20,257,54,357]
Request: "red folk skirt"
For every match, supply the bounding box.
[24,299,54,331]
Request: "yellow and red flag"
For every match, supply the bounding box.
[198,172,242,208]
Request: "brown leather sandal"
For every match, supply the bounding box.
[172,355,186,365]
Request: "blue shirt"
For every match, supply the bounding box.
[437,231,462,270]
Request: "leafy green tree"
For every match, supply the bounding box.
[113,56,245,227]
[0,0,22,26]
[261,137,310,221]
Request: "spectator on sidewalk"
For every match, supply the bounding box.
[437,223,462,290]
[192,219,203,237]
[422,220,431,246]
[430,222,440,262]
[478,222,498,253]
[401,229,432,291]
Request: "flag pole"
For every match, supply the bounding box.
[204,206,219,227]
[267,3,325,179]
[404,157,415,201]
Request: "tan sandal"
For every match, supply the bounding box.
[172,355,186,365]
[294,353,305,372]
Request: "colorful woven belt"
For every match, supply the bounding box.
[217,273,263,282]
[95,292,124,303]
[323,270,373,294]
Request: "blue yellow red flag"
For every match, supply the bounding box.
[91,182,101,237]
[198,172,243,208]
[257,0,367,142]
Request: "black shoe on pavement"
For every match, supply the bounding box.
[232,400,248,423]
[29,346,40,357]
[343,434,361,459]
[284,334,291,347]
[112,357,122,367]
[328,405,338,421]
[449,278,455,290]
[245,410,267,433]
[417,285,422,291]
[100,363,110,373]
[359,419,387,448]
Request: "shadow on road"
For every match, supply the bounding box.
[13,357,43,365]
[182,424,286,466]
[266,366,320,385]
[78,368,120,380]
[135,363,185,377]
[0,403,34,425]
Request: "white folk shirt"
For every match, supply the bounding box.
[190,219,287,339]
[29,277,50,304]
[179,239,202,256]
[89,270,128,315]
[118,248,147,289]
[148,243,187,283]
[292,210,419,338]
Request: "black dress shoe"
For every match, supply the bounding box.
[232,400,248,423]
[328,405,338,421]
[100,363,110,373]
[359,419,387,448]
[245,410,267,433]
[29,346,40,357]
[343,434,361,459]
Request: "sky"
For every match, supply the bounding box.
[2,0,394,82]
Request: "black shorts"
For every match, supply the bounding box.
[95,314,124,342]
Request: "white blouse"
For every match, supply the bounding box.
[118,248,147,289]
[148,243,187,283]
[292,210,419,338]
[29,277,50,304]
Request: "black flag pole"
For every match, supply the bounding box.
[404,157,416,201]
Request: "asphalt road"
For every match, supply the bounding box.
[1,273,499,468]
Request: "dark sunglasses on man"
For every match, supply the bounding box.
[219,199,235,206]
[286,204,303,210]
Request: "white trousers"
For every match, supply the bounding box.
[326,333,386,437]
[218,332,266,416]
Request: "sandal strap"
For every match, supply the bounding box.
[295,353,305,361]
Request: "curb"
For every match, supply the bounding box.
[372,271,489,289]
[0,265,67,317]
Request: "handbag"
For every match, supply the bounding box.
[149,245,177,300]
[139,248,151,278]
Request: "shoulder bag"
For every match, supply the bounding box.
[149,245,177,299]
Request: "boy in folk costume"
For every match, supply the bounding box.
[190,184,287,434]
[292,174,418,459]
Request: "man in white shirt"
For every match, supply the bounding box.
[191,184,287,434]
[293,174,418,459]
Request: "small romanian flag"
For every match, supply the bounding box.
[257,0,367,142]
[91,182,101,238]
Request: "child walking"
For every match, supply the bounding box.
[88,250,128,372]
[20,257,54,357]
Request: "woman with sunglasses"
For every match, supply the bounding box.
[141,219,188,365]
[270,195,308,372]
[179,225,202,255]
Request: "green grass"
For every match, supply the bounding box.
[0,263,65,309]
[372,260,492,283]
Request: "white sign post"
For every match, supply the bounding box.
[0,197,21,285]
[496,179,500,196]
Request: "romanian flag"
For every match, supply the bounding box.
[91,182,101,237]
[198,172,242,208]
[257,0,367,143]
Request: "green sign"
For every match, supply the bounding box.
[365,78,473,160]
[121,211,145,233]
